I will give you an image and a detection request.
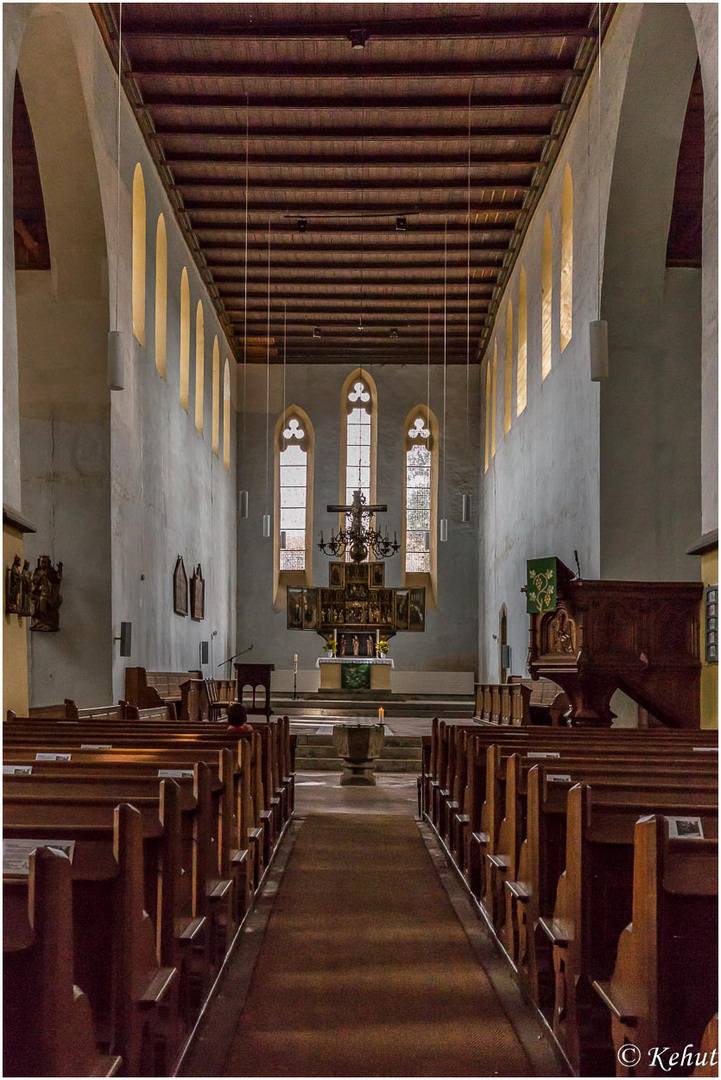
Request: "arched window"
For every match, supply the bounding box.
[223,360,231,472]
[517,266,528,416]
[560,164,573,352]
[504,301,513,436]
[403,406,439,606]
[195,300,204,433]
[340,369,377,556]
[484,357,491,473]
[274,406,315,607]
[179,268,190,411]
[132,163,146,346]
[491,338,498,458]
[542,212,553,380]
[154,214,167,378]
[211,337,220,456]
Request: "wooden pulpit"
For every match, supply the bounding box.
[528,579,703,728]
[235,662,275,720]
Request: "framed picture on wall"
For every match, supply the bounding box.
[173,555,188,617]
[287,587,304,630]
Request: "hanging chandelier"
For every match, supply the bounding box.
[319,489,400,564]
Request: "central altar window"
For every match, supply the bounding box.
[340,369,377,561]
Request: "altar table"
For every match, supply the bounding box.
[316,657,394,691]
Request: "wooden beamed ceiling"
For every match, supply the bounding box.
[93,2,613,365]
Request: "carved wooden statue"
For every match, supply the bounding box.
[20,561,33,617]
[5,555,22,614]
[30,556,63,632]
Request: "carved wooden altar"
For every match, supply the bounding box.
[528,579,703,727]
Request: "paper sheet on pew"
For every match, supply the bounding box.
[527,751,561,758]
[4,765,32,775]
[4,839,76,876]
[35,752,71,761]
[693,747,718,752]
[158,768,194,778]
[666,816,705,840]
[81,744,112,749]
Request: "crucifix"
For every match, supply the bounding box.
[319,488,399,564]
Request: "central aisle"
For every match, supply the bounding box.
[221,813,535,1077]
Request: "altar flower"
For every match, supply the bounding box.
[376,639,390,657]
[322,639,337,656]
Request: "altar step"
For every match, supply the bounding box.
[273,692,474,720]
[294,733,423,773]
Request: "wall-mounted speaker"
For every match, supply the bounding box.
[200,641,209,665]
[590,320,609,381]
[119,621,132,657]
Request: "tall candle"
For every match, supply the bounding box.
[379,707,384,725]
[294,654,298,673]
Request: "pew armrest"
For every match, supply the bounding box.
[207,878,234,902]
[177,915,206,942]
[472,831,490,846]
[505,880,531,903]
[231,848,249,867]
[538,916,571,947]
[139,966,178,1006]
[95,1055,124,1076]
[456,814,470,825]
[486,853,510,871]
[592,980,638,1026]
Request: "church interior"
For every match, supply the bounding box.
[2,2,719,1077]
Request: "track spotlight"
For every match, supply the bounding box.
[396,216,407,232]
[348,29,368,50]
[313,327,322,339]
[389,327,399,339]
[298,218,308,233]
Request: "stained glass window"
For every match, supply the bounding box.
[405,413,432,574]
[279,416,308,571]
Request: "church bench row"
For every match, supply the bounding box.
[593,816,718,1077]
[18,700,174,722]
[124,667,203,715]
[3,718,295,1076]
[474,679,570,726]
[419,722,718,1075]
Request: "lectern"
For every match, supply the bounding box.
[235,662,275,720]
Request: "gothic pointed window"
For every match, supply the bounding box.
[279,413,309,571]
[340,370,377,560]
[403,406,439,606]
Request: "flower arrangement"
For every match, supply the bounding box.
[322,639,337,656]
[376,639,390,657]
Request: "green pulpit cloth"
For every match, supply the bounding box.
[341,663,371,690]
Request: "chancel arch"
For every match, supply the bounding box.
[273,405,314,608]
[403,405,439,608]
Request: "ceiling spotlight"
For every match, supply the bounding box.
[298,218,308,233]
[313,327,322,339]
[396,216,407,232]
[389,327,399,339]
[348,29,368,50]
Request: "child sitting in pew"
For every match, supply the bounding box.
[226,703,253,734]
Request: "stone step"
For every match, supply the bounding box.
[297,745,421,761]
[295,733,422,749]
[295,758,420,774]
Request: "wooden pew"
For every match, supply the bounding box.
[124,668,202,717]
[473,678,569,726]
[593,814,718,1077]
[540,784,718,1075]
[4,801,179,1077]
[4,846,122,1077]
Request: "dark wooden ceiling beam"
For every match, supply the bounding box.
[233,312,487,324]
[128,59,579,80]
[220,281,495,294]
[172,178,531,194]
[184,200,525,215]
[225,301,489,314]
[121,15,595,43]
[164,151,544,168]
[151,124,553,142]
[202,242,508,256]
[211,263,502,278]
[195,222,518,237]
[142,93,566,113]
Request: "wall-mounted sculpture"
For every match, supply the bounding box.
[5,555,22,614]
[173,555,188,617]
[191,564,205,621]
[30,556,63,632]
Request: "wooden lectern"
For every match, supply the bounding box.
[528,578,703,727]
[235,663,275,720]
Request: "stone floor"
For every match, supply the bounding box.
[294,770,419,815]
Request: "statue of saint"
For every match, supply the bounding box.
[20,561,33,617]
[5,555,22,614]
[30,556,63,632]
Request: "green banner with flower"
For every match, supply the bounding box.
[526,558,559,614]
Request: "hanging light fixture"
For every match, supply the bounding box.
[590,2,609,382]
[440,219,449,542]
[263,218,271,539]
[108,2,126,392]
[239,94,250,517]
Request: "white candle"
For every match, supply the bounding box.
[379,707,384,725]
[294,654,298,673]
